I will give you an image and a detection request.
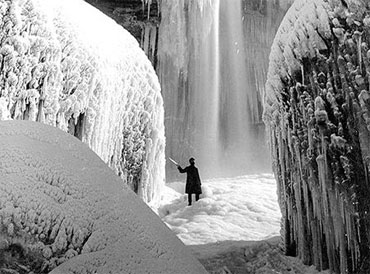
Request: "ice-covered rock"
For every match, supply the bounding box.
[0,0,165,206]
[264,0,370,273]
[0,120,207,274]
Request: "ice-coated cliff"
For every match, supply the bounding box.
[264,0,370,273]
[0,0,165,206]
[0,120,207,274]
[158,0,293,179]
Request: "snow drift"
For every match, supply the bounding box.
[0,120,207,274]
[0,0,165,206]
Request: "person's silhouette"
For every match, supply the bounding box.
[177,157,202,206]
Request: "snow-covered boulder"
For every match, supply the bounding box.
[0,0,165,206]
[0,120,207,274]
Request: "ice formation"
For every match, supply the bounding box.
[0,120,207,274]
[0,0,165,206]
[158,0,293,179]
[141,23,157,65]
[264,0,370,273]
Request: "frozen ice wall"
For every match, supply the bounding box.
[159,0,293,179]
[0,0,165,206]
[159,0,221,177]
[0,120,207,274]
[264,0,370,272]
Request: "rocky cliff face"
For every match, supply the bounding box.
[264,0,370,273]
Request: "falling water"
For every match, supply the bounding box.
[159,0,291,179]
[217,0,256,176]
[190,0,221,176]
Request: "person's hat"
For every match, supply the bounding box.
[189,157,195,161]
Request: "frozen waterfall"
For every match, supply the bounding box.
[159,0,292,179]
[0,0,165,206]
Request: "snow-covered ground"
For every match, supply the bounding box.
[0,120,331,273]
[158,174,281,245]
[158,174,330,274]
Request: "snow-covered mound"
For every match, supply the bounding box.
[0,0,165,206]
[0,120,207,274]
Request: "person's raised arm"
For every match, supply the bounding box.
[177,165,187,173]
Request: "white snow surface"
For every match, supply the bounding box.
[158,173,330,273]
[0,0,165,206]
[158,174,281,245]
[0,120,207,274]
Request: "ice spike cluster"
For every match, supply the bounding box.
[0,0,165,206]
[264,0,370,273]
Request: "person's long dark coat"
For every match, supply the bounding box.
[178,164,202,194]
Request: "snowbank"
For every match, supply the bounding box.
[191,237,330,274]
[0,120,207,274]
[158,174,281,245]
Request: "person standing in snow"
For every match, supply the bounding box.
[177,157,202,206]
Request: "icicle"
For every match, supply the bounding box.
[141,0,153,19]
[150,26,157,61]
[301,64,304,85]
[354,31,363,72]
[147,0,152,19]
[143,25,150,56]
